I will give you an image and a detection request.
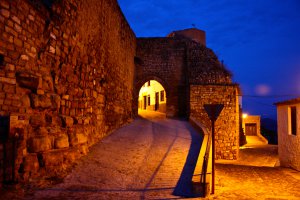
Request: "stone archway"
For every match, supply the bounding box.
[134,75,175,117]
[134,38,192,118]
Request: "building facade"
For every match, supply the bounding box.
[138,80,166,113]
[275,98,300,171]
[242,115,268,143]
[135,29,241,160]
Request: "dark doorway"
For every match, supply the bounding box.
[155,92,159,111]
[143,96,147,110]
[245,123,257,136]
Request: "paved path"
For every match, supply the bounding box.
[3,111,300,200]
[214,144,300,199]
[27,110,203,200]
[245,136,267,146]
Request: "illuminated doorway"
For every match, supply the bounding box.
[138,80,167,114]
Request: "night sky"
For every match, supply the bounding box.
[118,0,300,120]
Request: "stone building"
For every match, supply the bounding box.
[275,98,300,171]
[135,29,240,160]
[242,115,268,144]
[138,80,166,113]
[0,0,240,184]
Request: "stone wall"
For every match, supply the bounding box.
[190,84,240,160]
[135,38,188,117]
[135,37,232,118]
[0,0,135,183]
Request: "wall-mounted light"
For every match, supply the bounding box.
[242,113,248,119]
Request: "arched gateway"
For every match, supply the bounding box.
[133,28,241,160]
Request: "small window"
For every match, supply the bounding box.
[290,106,297,135]
[160,90,164,101]
[147,95,150,106]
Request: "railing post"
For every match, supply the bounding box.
[211,120,215,194]
[202,155,207,197]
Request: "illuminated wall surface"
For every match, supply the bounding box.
[0,0,240,184]
[0,0,136,183]
[276,98,300,171]
[138,80,166,113]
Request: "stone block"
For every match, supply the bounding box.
[51,94,61,109]
[16,72,39,91]
[37,89,44,95]
[79,144,88,155]
[42,150,64,168]
[61,115,73,127]
[68,130,87,146]
[3,84,15,93]
[77,133,87,144]
[83,118,90,125]
[54,135,69,149]
[63,148,80,165]
[20,94,31,107]
[37,127,48,136]
[23,154,39,172]
[28,136,52,153]
[62,95,69,100]
[20,54,29,61]
[0,1,9,9]
[11,15,20,24]
[49,46,55,54]
[31,94,52,109]
[28,14,34,21]
[0,8,10,18]
[14,37,23,47]
[0,77,16,84]
[30,115,46,127]
[97,94,105,104]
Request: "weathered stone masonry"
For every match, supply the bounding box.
[135,32,240,160]
[0,0,135,183]
[190,85,240,160]
[0,0,240,185]
[135,38,188,117]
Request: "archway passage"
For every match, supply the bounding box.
[138,80,167,115]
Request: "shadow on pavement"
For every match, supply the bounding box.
[172,123,203,198]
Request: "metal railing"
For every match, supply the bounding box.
[200,133,211,197]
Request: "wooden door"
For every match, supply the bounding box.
[245,123,257,136]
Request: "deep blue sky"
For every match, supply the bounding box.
[118,0,300,119]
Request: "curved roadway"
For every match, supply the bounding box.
[30,110,203,200]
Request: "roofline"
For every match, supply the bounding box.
[274,97,300,106]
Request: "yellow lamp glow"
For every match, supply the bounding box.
[242,113,248,119]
